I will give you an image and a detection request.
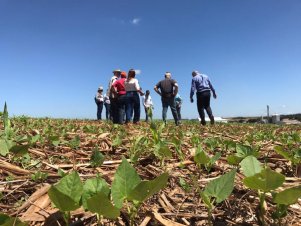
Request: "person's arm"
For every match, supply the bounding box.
[208,80,217,99]
[154,82,162,96]
[111,81,118,95]
[190,78,196,102]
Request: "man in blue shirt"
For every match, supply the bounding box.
[190,71,217,125]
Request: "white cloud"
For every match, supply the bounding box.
[135,69,141,75]
[131,18,141,25]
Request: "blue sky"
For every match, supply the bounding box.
[0,0,300,119]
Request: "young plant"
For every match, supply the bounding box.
[194,145,221,172]
[48,171,83,225]
[227,144,258,165]
[111,157,168,225]
[90,146,105,168]
[200,169,236,226]
[241,156,285,226]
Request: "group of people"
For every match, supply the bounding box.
[95,69,216,126]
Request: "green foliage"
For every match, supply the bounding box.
[0,213,27,226]
[82,177,110,210]
[202,169,236,204]
[239,156,262,177]
[86,192,120,219]
[111,157,141,208]
[243,168,285,192]
[273,186,301,205]
[48,171,83,212]
[194,146,221,172]
[90,147,105,168]
[31,171,48,182]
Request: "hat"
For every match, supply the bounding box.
[113,69,121,73]
[121,71,127,78]
[192,71,199,76]
[98,86,103,91]
[165,72,172,77]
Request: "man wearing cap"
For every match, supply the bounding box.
[111,71,127,124]
[107,69,121,123]
[154,72,180,126]
[95,87,104,120]
[190,70,217,125]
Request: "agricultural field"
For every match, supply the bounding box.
[1,105,301,226]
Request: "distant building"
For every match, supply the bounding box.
[199,117,228,123]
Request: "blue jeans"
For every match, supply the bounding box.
[126,91,140,123]
[104,103,110,120]
[97,102,103,120]
[162,97,179,124]
[117,95,127,124]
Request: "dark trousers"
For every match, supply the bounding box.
[196,91,214,125]
[97,102,103,120]
[126,91,140,123]
[176,106,181,120]
[161,97,179,124]
[110,97,119,124]
[104,103,110,120]
[117,95,126,124]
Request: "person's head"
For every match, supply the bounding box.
[98,86,103,92]
[128,69,136,78]
[121,71,127,78]
[113,69,121,77]
[192,70,200,77]
[165,72,171,79]
[146,90,150,95]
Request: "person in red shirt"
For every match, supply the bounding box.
[111,71,127,124]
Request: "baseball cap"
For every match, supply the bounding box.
[113,69,121,73]
[192,71,199,76]
[98,86,103,90]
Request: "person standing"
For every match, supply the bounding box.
[142,90,153,122]
[154,72,180,125]
[190,70,217,125]
[107,69,121,123]
[103,94,111,120]
[95,86,104,120]
[111,71,127,124]
[174,93,182,121]
[124,69,144,124]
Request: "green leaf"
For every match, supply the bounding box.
[111,157,141,208]
[200,191,213,209]
[128,173,169,202]
[227,154,242,165]
[154,143,172,158]
[48,171,83,212]
[240,156,262,177]
[236,144,257,158]
[194,147,210,165]
[82,177,110,210]
[204,169,236,203]
[243,168,285,192]
[90,148,105,168]
[0,139,15,156]
[87,192,120,219]
[273,186,301,205]
[0,213,27,226]
[209,152,222,165]
[48,186,80,212]
[274,146,292,162]
[10,145,29,157]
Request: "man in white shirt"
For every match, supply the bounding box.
[141,90,153,122]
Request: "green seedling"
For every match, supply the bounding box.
[31,171,48,182]
[90,147,105,168]
[194,146,221,172]
[129,136,148,164]
[227,144,258,165]
[200,169,236,226]
[48,171,83,225]
[272,186,301,223]
[0,213,27,226]
[111,157,168,225]
[242,166,285,226]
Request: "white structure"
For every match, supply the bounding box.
[272,114,280,124]
[199,117,228,123]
